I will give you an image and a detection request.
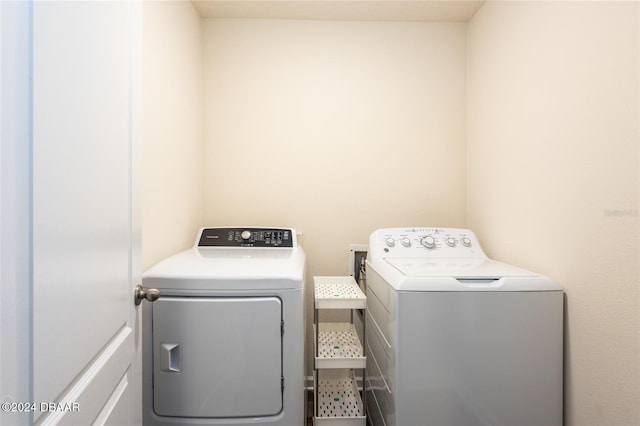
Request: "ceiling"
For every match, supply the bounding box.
[191,0,486,22]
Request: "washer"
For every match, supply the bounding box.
[365,227,563,426]
[141,227,305,426]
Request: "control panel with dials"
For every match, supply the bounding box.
[197,227,295,248]
[368,227,486,260]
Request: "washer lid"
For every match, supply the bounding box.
[384,258,537,278]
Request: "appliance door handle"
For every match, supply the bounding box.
[160,343,182,372]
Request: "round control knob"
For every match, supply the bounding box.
[241,230,252,240]
[421,235,436,249]
[401,237,411,247]
[446,237,456,247]
[461,237,472,247]
[385,237,395,247]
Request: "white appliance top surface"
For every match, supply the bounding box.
[142,227,305,291]
[367,227,561,291]
[384,258,537,278]
[145,247,304,277]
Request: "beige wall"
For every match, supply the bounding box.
[201,19,467,277]
[142,2,639,423]
[467,2,639,425]
[142,1,203,270]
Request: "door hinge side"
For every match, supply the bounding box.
[281,376,285,392]
[281,320,284,336]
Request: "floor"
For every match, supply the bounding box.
[306,391,313,425]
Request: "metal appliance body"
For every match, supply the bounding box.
[365,227,563,426]
[142,227,305,426]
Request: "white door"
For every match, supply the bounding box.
[1,1,141,425]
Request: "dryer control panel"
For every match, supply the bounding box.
[369,227,486,261]
[197,227,295,248]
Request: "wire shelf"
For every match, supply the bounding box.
[314,276,366,309]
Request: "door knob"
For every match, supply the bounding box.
[134,284,160,306]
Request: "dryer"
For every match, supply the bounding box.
[141,227,305,426]
[365,227,563,426]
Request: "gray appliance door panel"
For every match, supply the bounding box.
[153,296,283,418]
[396,291,563,426]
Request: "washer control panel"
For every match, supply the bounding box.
[369,227,486,260]
[197,227,295,248]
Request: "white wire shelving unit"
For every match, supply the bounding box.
[313,276,367,426]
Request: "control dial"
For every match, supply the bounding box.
[446,237,456,247]
[421,235,436,249]
[385,237,395,247]
[241,230,252,240]
[401,237,411,247]
[461,237,472,247]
